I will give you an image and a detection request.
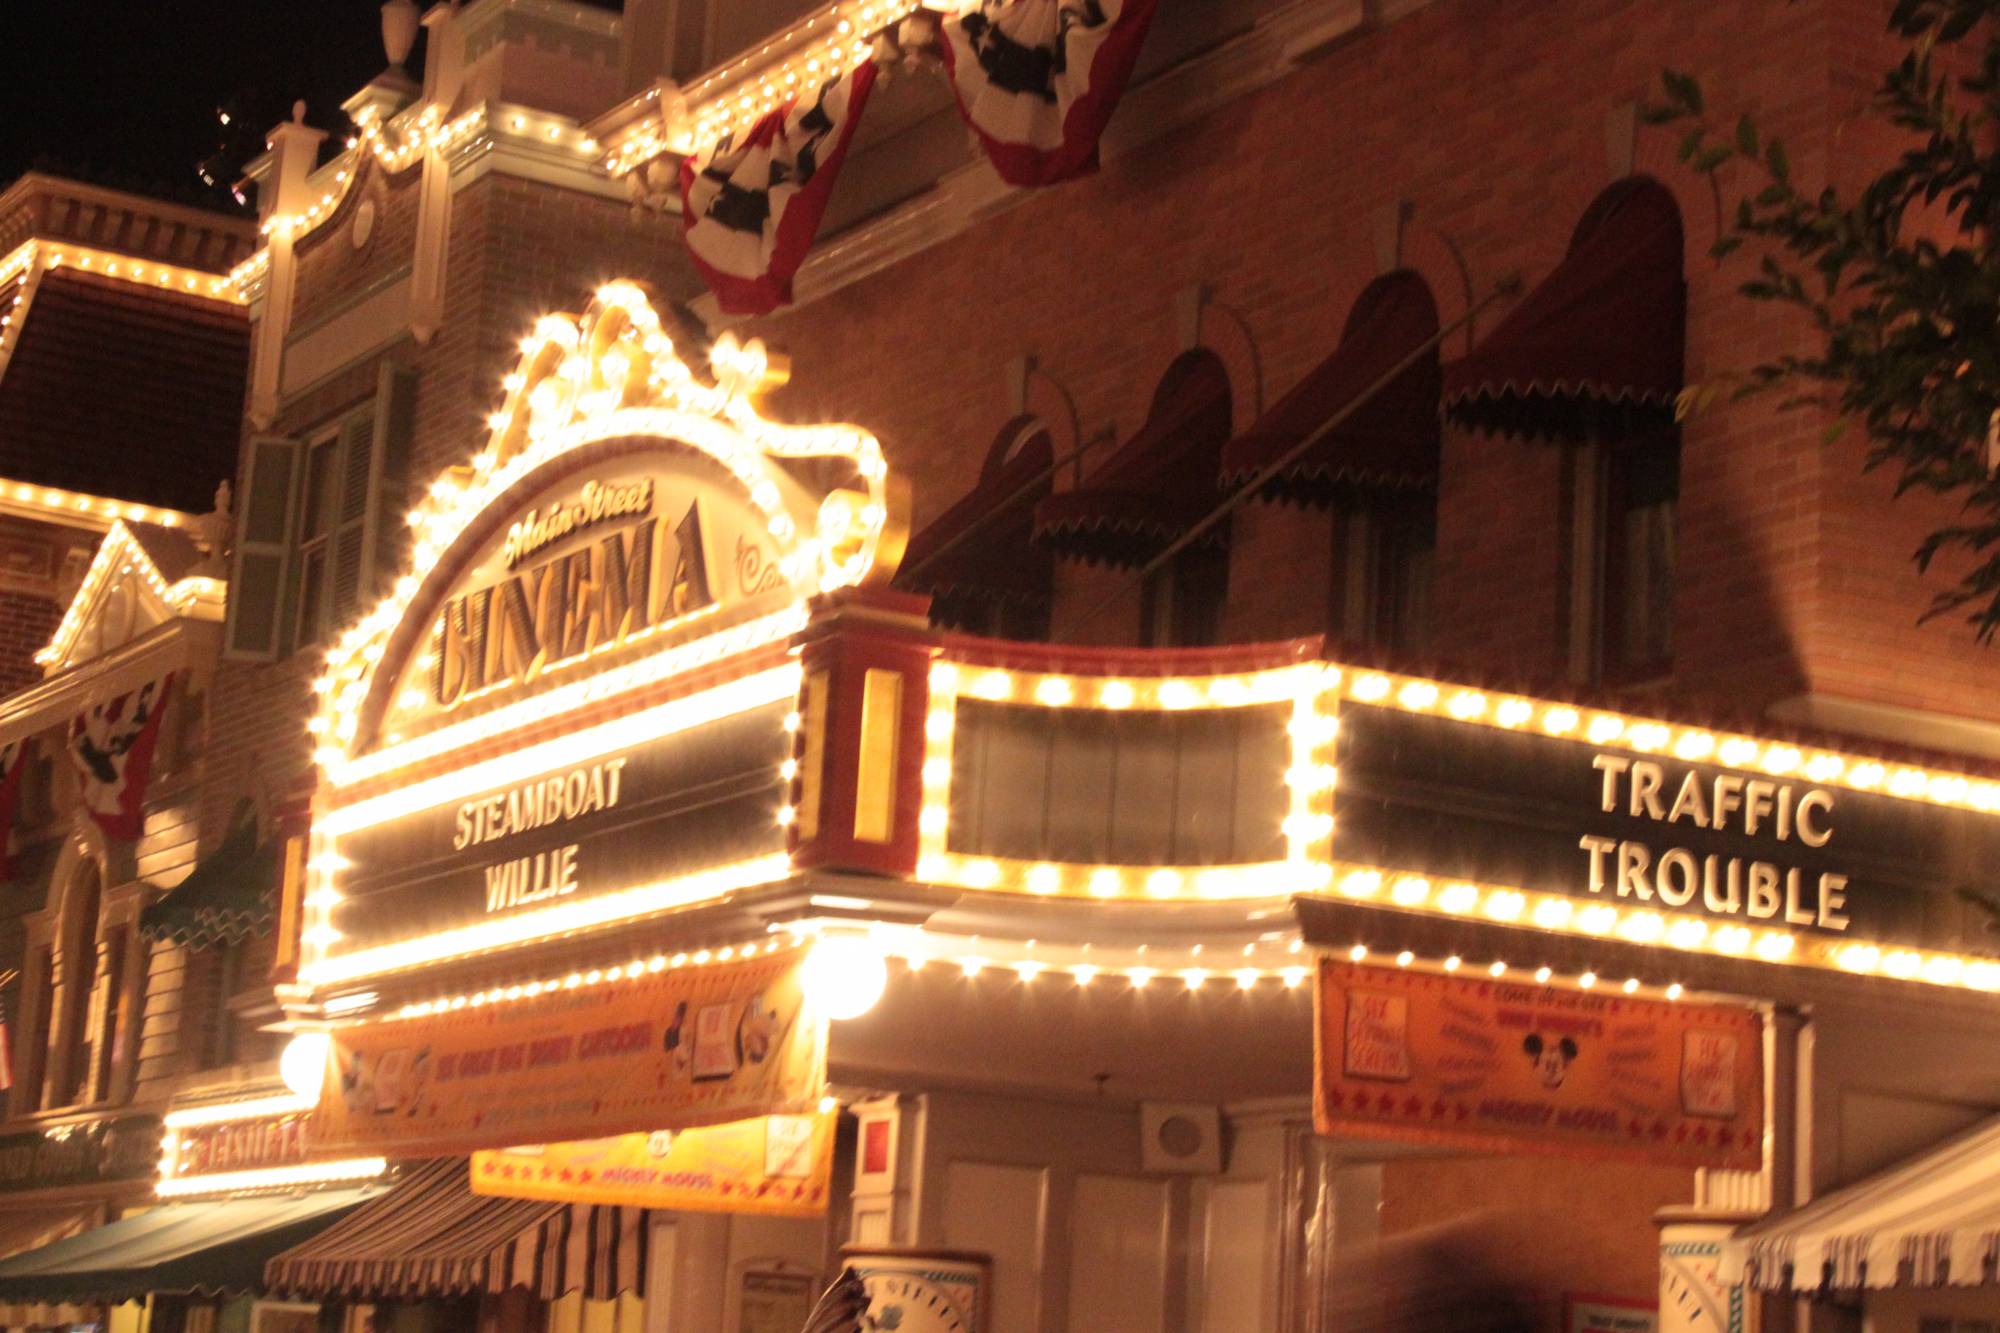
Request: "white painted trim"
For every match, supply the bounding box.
[1766,692,2000,763]
[279,272,415,398]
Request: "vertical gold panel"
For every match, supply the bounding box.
[853,668,904,844]
[274,833,306,971]
[797,670,830,842]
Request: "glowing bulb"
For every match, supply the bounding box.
[801,936,889,1020]
[280,1032,331,1100]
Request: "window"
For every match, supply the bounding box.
[1601,441,1678,681]
[49,862,100,1108]
[226,363,417,662]
[1141,542,1229,648]
[1330,499,1436,657]
[293,436,339,648]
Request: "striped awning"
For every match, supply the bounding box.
[264,1159,651,1302]
[1726,1115,2000,1290]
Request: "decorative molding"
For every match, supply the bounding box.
[280,269,415,398]
[1766,692,2000,764]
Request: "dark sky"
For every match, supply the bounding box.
[0,4,415,212]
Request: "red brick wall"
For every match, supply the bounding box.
[728,0,1994,728]
[290,160,426,334]
[0,592,60,695]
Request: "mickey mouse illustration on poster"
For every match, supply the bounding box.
[1522,1032,1580,1090]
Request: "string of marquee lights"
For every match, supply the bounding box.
[917,658,1338,901]
[307,281,888,777]
[0,239,247,307]
[374,923,1713,1029]
[300,284,893,978]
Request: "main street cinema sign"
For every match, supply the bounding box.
[297,282,903,993]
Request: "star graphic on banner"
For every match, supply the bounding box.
[1376,1092,1397,1114]
[1651,1122,1669,1141]
[1430,1100,1448,1120]
[1402,1096,1423,1117]
[1691,1126,1710,1145]
[1455,1104,1471,1121]
[1325,1088,1344,1109]
[1674,1125,1690,1143]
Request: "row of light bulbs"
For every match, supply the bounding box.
[257,104,488,244]
[35,526,223,668]
[0,239,245,306]
[922,658,2000,816]
[305,284,884,784]
[608,0,923,175]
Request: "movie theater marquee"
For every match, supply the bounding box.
[295,282,901,989]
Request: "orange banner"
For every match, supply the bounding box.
[312,949,826,1158]
[1314,961,1761,1170]
[470,1110,835,1216]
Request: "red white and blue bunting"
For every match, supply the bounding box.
[66,671,174,842]
[938,0,1159,187]
[679,61,880,316]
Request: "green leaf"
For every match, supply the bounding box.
[1735,114,1760,156]
[1766,138,1790,181]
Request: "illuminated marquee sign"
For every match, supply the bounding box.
[299,282,901,986]
[1332,704,2000,951]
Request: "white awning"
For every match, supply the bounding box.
[1726,1116,2000,1291]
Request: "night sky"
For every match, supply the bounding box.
[0,5,415,212]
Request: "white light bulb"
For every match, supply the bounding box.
[280,1032,332,1100]
[802,936,889,1021]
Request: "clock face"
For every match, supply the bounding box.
[861,1274,973,1332]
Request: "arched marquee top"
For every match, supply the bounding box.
[308,281,904,777]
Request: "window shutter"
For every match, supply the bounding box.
[329,364,418,629]
[224,437,302,661]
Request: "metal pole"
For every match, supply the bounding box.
[896,428,1116,582]
[1071,273,1522,627]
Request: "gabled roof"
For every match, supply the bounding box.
[36,520,222,672]
[0,266,248,515]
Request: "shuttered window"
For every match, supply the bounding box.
[224,362,418,661]
[224,437,301,661]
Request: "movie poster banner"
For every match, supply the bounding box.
[470,1109,835,1217]
[311,949,826,1158]
[1314,961,1762,1171]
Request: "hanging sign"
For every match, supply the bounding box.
[310,949,826,1158]
[1314,960,1762,1170]
[470,1108,835,1217]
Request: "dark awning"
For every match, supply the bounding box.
[896,427,1053,615]
[266,1158,650,1302]
[1033,352,1232,567]
[140,818,277,949]
[1220,271,1440,505]
[1442,177,1685,443]
[0,1185,380,1304]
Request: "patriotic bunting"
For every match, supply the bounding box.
[0,739,29,881]
[679,61,879,316]
[66,671,174,842]
[938,0,1159,187]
